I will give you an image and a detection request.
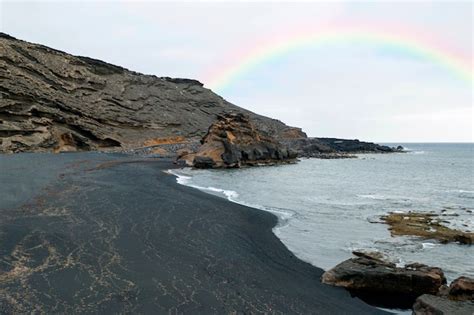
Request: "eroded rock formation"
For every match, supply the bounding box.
[0,33,403,157]
[0,33,302,153]
[179,113,297,168]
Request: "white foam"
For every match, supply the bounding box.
[422,242,439,249]
[446,189,474,194]
[166,169,191,185]
[357,194,385,200]
[190,185,240,201]
[401,147,425,154]
[167,169,295,224]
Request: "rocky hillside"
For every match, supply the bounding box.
[0,33,305,153]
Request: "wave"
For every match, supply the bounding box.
[401,146,427,154]
[447,189,474,194]
[357,194,387,200]
[357,194,416,202]
[421,242,440,249]
[167,170,239,201]
[445,189,474,199]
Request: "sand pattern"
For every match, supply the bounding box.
[0,155,384,314]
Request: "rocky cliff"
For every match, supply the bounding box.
[0,33,402,157]
[0,33,305,153]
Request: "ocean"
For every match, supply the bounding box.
[171,143,474,281]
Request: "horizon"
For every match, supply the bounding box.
[1,1,472,142]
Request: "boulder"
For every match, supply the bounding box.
[413,294,474,315]
[412,276,474,314]
[448,276,474,301]
[321,251,447,308]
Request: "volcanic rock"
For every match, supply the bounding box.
[381,211,474,245]
[321,251,447,308]
[181,113,297,168]
[446,276,474,302]
[315,138,396,153]
[413,294,474,315]
[412,276,474,314]
[281,137,400,158]
[0,33,302,153]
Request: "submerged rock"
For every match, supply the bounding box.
[180,113,297,168]
[381,211,473,245]
[321,251,447,308]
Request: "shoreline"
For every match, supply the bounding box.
[0,153,386,313]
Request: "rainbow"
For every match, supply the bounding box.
[203,24,472,93]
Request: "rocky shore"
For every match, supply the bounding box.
[0,32,402,161]
[322,251,474,313]
[381,211,473,245]
[281,137,403,158]
[0,33,416,313]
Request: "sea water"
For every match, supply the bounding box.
[171,143,473,281]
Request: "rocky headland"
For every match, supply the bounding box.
[178,113,298,168]
[0,33,304,154]
[0,32,402,162]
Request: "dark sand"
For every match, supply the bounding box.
[0,153,386,314]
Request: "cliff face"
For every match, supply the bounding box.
[0,33,305,153]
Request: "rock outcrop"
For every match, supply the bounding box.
[0,33,403,157]
[0,33,301,153]
[281,137,402,158]
[381,211,473,245]
[413,294,474,315]
[446,276,474,301]
[316,138,401,153]
[179,113,297,168]
[412,276,474,314]
[321,251,447,308]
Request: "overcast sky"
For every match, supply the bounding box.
[1,1,472,142]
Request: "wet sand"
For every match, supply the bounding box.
[0,153,386,314]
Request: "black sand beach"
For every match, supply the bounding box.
[0,153,386,314]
